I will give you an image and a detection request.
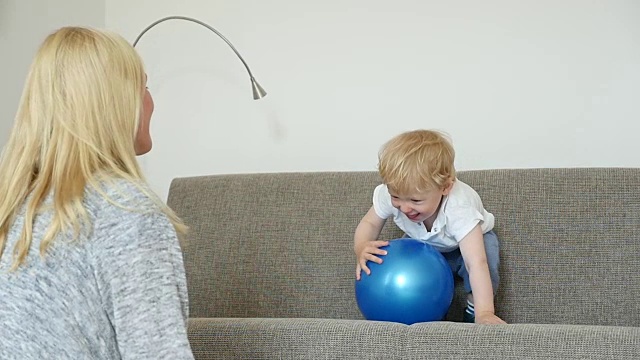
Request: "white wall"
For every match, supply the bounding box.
[104,1,639,201]
[0,0,105,147]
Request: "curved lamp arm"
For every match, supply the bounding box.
[133,15,267,100]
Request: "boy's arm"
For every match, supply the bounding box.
[354,206,388,280]
[458,224,506,324]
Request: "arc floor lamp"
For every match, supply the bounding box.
[132,15,267,100]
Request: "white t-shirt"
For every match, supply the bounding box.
[372,179,495,252]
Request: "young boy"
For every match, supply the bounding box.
[354,129,506,325]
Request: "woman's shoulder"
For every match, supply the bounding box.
[84,178,167,224]
[84,178,175,246]
[85,177,155,206]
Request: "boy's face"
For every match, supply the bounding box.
[388,183,452,224]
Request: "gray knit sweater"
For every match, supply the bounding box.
[0,180,194,359]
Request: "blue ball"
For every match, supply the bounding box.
[355,238,454,324]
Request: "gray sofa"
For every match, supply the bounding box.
[167,168,640,359]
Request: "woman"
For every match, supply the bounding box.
[0,26,194,359]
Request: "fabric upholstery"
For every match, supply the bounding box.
[186,318,640,359]
[167,168,640,359]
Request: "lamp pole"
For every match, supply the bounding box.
[133,15,267,100]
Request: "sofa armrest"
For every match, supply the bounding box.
[187,318,640,360]
[407,321,640,359]
[187,317,407,359]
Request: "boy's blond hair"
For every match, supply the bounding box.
[378,129,456,194]
[0,27,185,270]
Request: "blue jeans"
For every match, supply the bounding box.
[441,230,501,295]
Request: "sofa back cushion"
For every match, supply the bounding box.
[167,168,640,326]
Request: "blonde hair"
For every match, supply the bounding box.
[0,26,186,270]
[378,129,456,194]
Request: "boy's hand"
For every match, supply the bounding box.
[355,240,389,280]
[353,206,388,280]
[475,311,507,325]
